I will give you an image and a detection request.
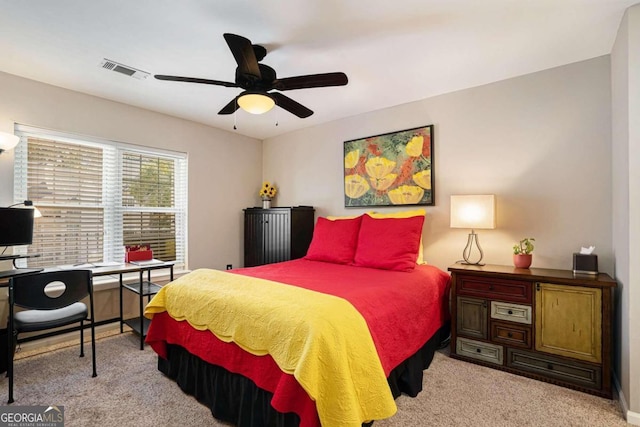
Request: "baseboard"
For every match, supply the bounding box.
[628,410,640,426]
[614,370,640,425]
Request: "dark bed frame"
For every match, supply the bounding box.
[157,322,451,427]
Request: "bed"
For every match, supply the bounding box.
[144,212,451,427]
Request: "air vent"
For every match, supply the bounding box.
[99,59,149,80]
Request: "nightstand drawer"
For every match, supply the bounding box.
[490,301,532,324]
[491,321,532,348]
[456,337,503,365]
[507,348,602,390]
[457,277,531,303]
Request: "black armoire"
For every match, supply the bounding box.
[243,206,315,267]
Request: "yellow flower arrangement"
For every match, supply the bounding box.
[259,181,277,200]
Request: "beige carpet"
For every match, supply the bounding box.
[0,332,629,426]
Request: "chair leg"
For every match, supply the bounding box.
[79,320,85,358]
[90,318,97,378]
[7,328,15,404]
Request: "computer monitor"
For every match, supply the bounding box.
[0,207,34,246]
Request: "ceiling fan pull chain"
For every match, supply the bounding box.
[233,99,238,130]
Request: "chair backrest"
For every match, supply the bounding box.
[10,270,93,310]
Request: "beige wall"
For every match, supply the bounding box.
[612,3,640,424]
[263,56,613,275]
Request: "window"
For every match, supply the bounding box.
[13,125,187,269]
[121,152,179,260]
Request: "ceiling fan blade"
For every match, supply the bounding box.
[272,72,348,91]
[271,93,313,118]
[218,97,240,115]
[155,75,238,88]
[223,33,261,79]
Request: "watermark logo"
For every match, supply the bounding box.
[0,406,64,427]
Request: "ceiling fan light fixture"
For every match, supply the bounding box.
[237,92,275,115]
[0,131,19,154]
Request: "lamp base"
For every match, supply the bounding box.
[459,261,486,266]
[461,230,485,265]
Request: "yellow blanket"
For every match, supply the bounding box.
[144,268,396,427]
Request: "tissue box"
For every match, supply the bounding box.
[125,250,153,263]
[573,253,598,275]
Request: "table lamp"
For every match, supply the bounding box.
[450,194,496,265]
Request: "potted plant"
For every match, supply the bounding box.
[513,237,535,268]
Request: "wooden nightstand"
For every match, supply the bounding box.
[448,263,616,399]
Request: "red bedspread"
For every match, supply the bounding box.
[146,259,450,427]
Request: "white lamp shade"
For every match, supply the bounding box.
[0,131,19,151]
[450,195,496,229]
[237,93,275,114]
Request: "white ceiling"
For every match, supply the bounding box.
[0,1,635,140]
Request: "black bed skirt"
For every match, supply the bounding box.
[158,322,450,427]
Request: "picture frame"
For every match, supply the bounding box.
[343,125,434,207]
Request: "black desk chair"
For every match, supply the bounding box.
[7,270,97,403]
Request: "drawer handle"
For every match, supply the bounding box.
[547,364,554,370]
[476,348,482,353]
[508,310,513,315]
[507,332,513,338]
[488,285,494,290]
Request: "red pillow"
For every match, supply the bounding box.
[353,214,424,271]
[304,216,363,264]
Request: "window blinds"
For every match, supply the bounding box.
[13,126,187,269]
[121,152,178,261]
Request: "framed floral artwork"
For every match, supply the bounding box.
[343,125,434,207]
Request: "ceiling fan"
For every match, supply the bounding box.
[155,33,349,118]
